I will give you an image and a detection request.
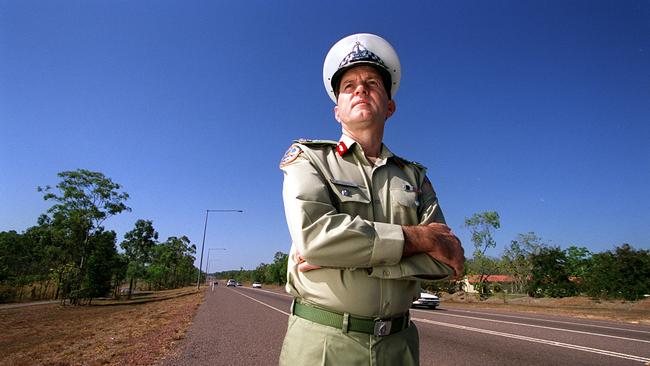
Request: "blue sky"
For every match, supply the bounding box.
[1,1,648,272]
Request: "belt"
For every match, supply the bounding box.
[292,300,409,336]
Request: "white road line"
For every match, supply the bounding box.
[412,309,650,344]
[240,287,293,298]
[414,317,650,364]
[448,308,650,335]
[233,289,290,315]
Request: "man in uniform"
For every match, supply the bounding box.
[279,33,465,365]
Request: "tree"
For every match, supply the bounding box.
[527,247,577,298]
[111,253,129,298]
[82,229,119,304]
[149,236,196,289]
[121,220,158,298]
[0,230,28,301]
[175,251,198,287]
[583,244,650,301]
[253,263,268,284]
[167,236,195,288]
[564,245,591,278]
[464,211,500,298]
[502,232,545,294]
[38,169,130,304]
[265,252,288,285]
[0,216,68,302]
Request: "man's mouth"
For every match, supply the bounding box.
[352,99,369,108]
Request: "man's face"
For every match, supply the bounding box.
[334,65,396,129]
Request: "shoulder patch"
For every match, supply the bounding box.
[280,144,303,168]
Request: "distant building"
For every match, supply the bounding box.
[462,275,515,293]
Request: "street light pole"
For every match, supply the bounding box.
[196,209,243,290]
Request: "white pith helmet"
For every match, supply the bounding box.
[323,33,401,103]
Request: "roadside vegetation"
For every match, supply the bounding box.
[426,211,650,302]
[0,169,199,305]
[220,211,649,304]
[1,170,648,308]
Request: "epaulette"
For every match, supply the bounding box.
[393,155,427,171]
[293,138,338,145]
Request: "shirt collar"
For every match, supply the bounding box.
[336,134,395,160]
[336,134,356,156]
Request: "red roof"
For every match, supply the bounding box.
[466,275,515,283]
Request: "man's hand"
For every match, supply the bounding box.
[294,249,322,272]
[402,223,464,279]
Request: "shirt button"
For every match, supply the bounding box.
[383,270,391,276]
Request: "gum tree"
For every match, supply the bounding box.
[39,169,130,304]
[121,220,158,299]
[502,232,545,294]
[464,211,501,298]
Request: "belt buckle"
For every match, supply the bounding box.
[374,319,392,336]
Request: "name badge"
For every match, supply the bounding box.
[330,178,360,188]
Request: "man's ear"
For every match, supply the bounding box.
[334,105,342,123]
[386,100,396,119]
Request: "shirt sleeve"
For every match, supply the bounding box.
[282,154,404,268]
[369,173,454,280]
[418,176,446,225]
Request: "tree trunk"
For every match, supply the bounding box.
[128,277,134,299]
[73,229,91,306]
[17,285,24,301]
[41,279,50,300]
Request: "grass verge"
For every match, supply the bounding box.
[0,287,204,366]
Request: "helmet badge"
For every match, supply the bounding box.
[338,42,387,70]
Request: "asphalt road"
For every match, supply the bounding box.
[165,285,650,366]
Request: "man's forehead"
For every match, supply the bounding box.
[340,65,383,81]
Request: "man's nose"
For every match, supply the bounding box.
[354,83,369,95]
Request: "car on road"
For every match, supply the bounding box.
[252,282,262,288]
[226,279,237,287]
[412,290,440,309]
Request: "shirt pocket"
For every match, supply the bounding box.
[390,188,419,224]
[328,179,370,214]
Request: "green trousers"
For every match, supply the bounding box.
[279,314,420,366]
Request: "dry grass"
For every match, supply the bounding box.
[0,287,204,366]
[442,292,650,325]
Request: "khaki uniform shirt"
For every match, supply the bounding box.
[280,134,452,318]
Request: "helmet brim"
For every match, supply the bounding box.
[330,61,393,101]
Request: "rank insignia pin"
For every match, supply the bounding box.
[336,141,348,156]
